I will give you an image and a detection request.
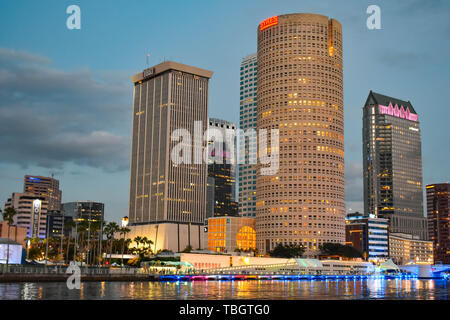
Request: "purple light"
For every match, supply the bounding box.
[378,103,418,122]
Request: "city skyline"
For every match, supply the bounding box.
[1,0,450,224]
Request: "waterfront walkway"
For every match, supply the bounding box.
[1,264,447,283]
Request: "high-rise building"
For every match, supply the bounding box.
[256,14,345,255]
[345,212,389,262]
[206,177,215,219]
[24,175,62,211]
[426,183,450,264]
[363,91,427,240]
[239,54,258,218]
[4,193,48,239]
[127,61,213,252]
[207,118,238,217]
[62,201,104,238]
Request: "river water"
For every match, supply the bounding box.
[0,279,448,300]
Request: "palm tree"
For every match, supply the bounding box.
[1,207,18,270]
[89,221,101,266]
[119,227,131,266]
[133,236,142,251]
[144,238,154,255]
[142,236,149,250]
[104,222,119,265]
[124,238,132,255]
[77,220,88,266]
[64,219,76,264]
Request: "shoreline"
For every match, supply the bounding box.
[0,274,159,283]
[1,273,443,283]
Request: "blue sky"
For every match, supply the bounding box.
[0,0,449,222]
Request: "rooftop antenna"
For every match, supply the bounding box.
[146,52,150,67]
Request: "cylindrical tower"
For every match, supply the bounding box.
[256,13,345,256]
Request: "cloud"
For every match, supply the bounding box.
[0,48,132,172]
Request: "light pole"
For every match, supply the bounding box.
[45,213,50,267]
[59,211,64,266]
[73,220,78,263]
[86,207,91,266]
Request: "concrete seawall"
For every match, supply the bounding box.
[0,274,159,283]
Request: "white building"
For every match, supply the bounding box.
[0,238,23,264]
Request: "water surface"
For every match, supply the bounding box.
[0,279,448,300]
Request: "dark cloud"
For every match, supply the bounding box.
[0,48,132,172]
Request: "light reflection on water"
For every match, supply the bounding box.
[0,279,447,300]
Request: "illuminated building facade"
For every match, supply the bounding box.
[256,14,345,255]
[426,183,450,264]
[363,91,427,240]
[205,216,256,253]
[24,175,62,211]
[45,210,64,239]
[0,221,27,247]
[389,233,433,265]
[0,239,22,265]
[4,193,48,239]
[62,201,104,238]
[207,118,238,217]
[239,54,258,218]
[127,61,213,252]
[345,212,389,262]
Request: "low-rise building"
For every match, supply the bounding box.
[389,233,433,265]
[0,238,23,264]
[0,221,28,247]
[205,216,256,254]
[345,212,389,263]
[180,253,375,275]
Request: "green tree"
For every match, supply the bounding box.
[124,238,132,254]
[1,207,18,270]
[64,219,76,264]
[119,227,131,266]
[133,236,142,250]
[104,222,119,265]
[182,245,193,253]
[269,243,305,258]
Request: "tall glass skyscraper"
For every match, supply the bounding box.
[363,91,427,240]
[207,118,238,217]
[256,14,345,255]
[239,54,257,218]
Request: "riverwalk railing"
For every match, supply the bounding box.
[0,264,111,275]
